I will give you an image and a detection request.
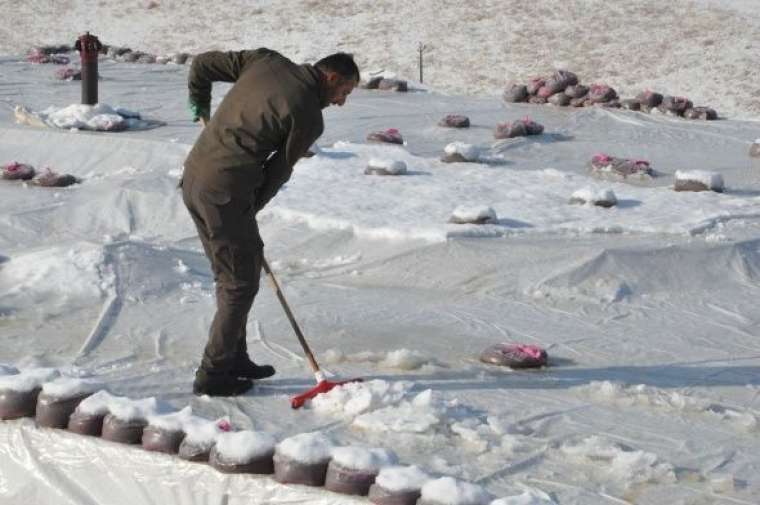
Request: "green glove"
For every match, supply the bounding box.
[188,100,210,123]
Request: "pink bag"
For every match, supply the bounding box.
[2,162,36,181]
[367,128,404,144]
[479,344,548,369]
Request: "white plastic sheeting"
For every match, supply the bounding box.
[0,419,366,505]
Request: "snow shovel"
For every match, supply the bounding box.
[261,257,362,409]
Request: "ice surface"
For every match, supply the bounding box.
[490,490,557,505]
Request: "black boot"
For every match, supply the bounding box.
[232,357,276,380]
[193,368,253,397]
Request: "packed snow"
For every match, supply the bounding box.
[214,430,277,463]
[41,377,101,398]
[0,368,59,392]
[330,446,398,471]
[444,142,480,162]
[420,476,493,505]
[3,2,760,504]
[275,431,334,464]
[146,405,193,431]
[76,390,158,421]
[674,169,726,191]
[374,464,430,492]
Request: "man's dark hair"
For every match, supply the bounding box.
[315,53,360,82]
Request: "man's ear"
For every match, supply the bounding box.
[324,71,340,85]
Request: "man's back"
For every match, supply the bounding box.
[184,49,324,202]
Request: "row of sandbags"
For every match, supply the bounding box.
[2,162,80,187]
[503,70,718,120]
[0,370,529,505]
[27,44,192,66]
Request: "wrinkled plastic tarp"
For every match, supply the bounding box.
[0,419,367,505]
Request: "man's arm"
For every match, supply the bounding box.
[187,49,271,122]
[253,111,323,212]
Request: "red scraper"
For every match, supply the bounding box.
[262,257,361,409]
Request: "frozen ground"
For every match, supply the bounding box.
[2,7,760,505]
[3,1,760,119]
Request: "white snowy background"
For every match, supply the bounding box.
[2,1,760,504]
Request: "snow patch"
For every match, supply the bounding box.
[0,368,59,392]
[214,430,277,464]
[330,446,398,472]
[41,377,101,398]
[420,476,493,505]
[146,406,194,432]
[311,379,413,418]
[444,142,480,162]
[76,390,158,421]
[275,432,334,464]
[375,465,430,492]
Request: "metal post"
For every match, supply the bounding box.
[76,32,102,105]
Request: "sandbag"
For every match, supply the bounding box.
[31,169,80,187]
[536,86,554,99]
[494,118,544,139]
[367,128,404,144]
[178,438,214,462]
[749,141,760,158]
[368,484,421,505]
[365,159,407,176]
[136,54,156,64]
[325,461,379,496]
[502,84,528,103]
[636,90,664,108]
[479,344,547,369]
[528,96,547,105]
[564,84,588,99]
[674,179,712,192]
[172,52,190,65]
[273,453,330,486]
[101,413,147,444]
[378,79,408,92]
[683,107,717,120]
[589,154,654,179]
[142,426,185,454]
[620,99,641,111]
[548,93,571,106]
[543,70,578,94]
[35,392,91,429]
[569,97,587,107]
[494,121,527,139]
[209,446,275,474]
[2,162,35,181]
[55,67,81,81]
[441,152,471,163]
[0,387,41,420]
[526,78,545,96]
[67,410,105,436]
[438,114,470,128]
[587,84,617,103]
[658,95,693,116]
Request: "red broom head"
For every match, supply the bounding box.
[290,378,363,409]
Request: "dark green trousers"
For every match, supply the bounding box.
[181,173,263,372]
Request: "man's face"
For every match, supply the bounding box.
[325,72,357,107]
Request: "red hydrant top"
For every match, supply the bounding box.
[75,32,102,63]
